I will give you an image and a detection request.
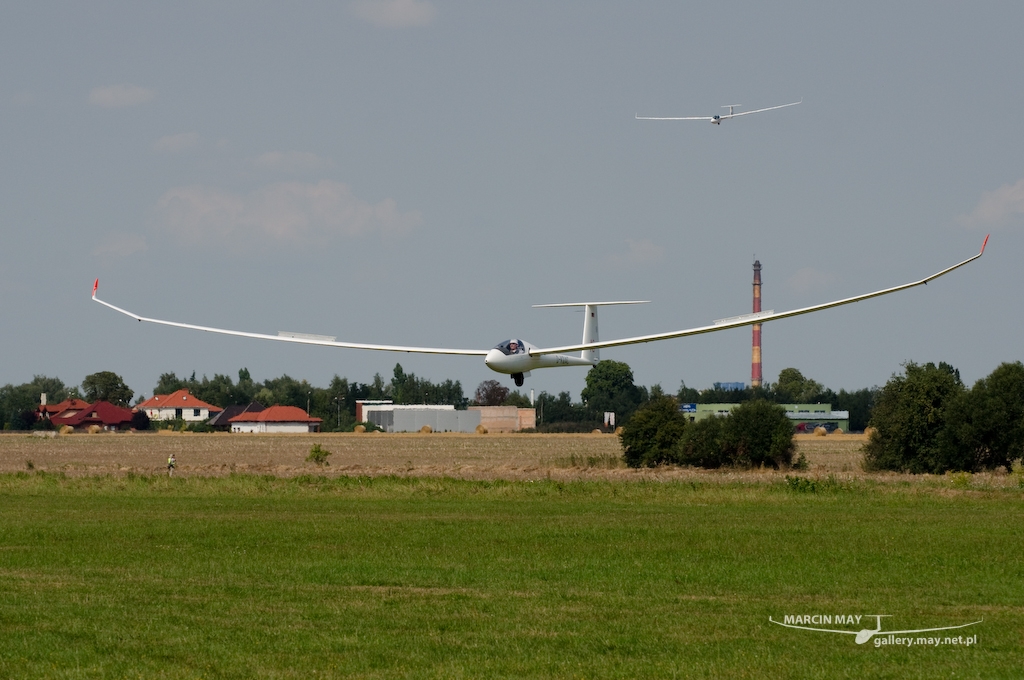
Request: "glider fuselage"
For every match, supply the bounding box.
[484,340,594,375]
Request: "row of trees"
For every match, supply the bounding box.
[0,361,878,433]
[150,365,467,432]
[865,361,1024,473]
[615,360,1024,473]
[0,360,653,433]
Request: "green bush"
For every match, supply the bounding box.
[130,411,151,431]
[784,475,849,493]
[306,443,332,466]
[621,398,795,469]
[723,400,794,469]
[675,416,727,468]
[941,361,1024,472]
[619,396,688,467]
[674,400,794,469]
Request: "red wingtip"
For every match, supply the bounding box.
[92,279,99,297]
[981,234,989,254]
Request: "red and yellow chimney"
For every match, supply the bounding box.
[752,260,762,388]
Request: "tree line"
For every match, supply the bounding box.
[0,361,879,433]
[618,360,1024,474]
[6,359,1021,475]
[864,361,1024,473]
[0,365,467,432]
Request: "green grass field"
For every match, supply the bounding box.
[1,473,1021,678]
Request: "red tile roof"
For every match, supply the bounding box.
[52,401,134,428]
[41,398,91,417]
[136,390,222,412]
[227,405,322,423]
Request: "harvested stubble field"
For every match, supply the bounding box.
[1,431,1018,487]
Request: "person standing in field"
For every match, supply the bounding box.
[167,453,176,477]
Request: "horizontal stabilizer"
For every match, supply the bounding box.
[533,301,650,308]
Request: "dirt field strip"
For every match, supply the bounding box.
[0,431,1018,486]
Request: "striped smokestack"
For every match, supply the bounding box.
[752,260,763,388]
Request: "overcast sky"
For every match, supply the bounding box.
[2,1,1021,401]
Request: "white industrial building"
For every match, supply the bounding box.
[356,401,536,433]
[358,402,481,433]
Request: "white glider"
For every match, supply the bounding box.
[636,99,801,124]
[92,236,987,386]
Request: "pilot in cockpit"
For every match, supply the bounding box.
[508,340,520,354]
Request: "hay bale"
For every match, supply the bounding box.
[614,426,624,436]
[475,424,488,434]
[87,425,102,434]
[420,425,432,434]
[59,425,74,435]
[813,426,828,436]
[834,428,844,435]
[353,425,366,433]
[864,426,877,438]
[591,429,603,435]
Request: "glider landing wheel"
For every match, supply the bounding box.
[512,373,524,387]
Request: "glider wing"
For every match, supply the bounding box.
[530,236,987,356]
[90,285,488,356]
[724,99,802,119]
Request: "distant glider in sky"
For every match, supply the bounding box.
[92,237,987,387]
[636,99,802,124]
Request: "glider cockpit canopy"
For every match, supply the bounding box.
[494,339,527,356]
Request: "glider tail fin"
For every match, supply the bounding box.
[531,300,651,365]
[581,305,600,364]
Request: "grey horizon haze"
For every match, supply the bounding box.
[1,2,1020,401]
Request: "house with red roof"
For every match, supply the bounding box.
[136,390,222,423]
[39,398,92,423]
[207,402,265,431]
[51,401,134,432]
[227,405,322,433]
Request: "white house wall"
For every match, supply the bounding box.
[147,407,213,422]
[231,422,315,433]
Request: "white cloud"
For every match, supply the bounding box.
[253,151,335,173]
[607,238,664,269]
[89,84,157,108]
[350,0,436,27]
[153,132,200,153]
[153,180,421,248]
[91,233,148,258]
[786,267,836,294]
[960,178,1024,229]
